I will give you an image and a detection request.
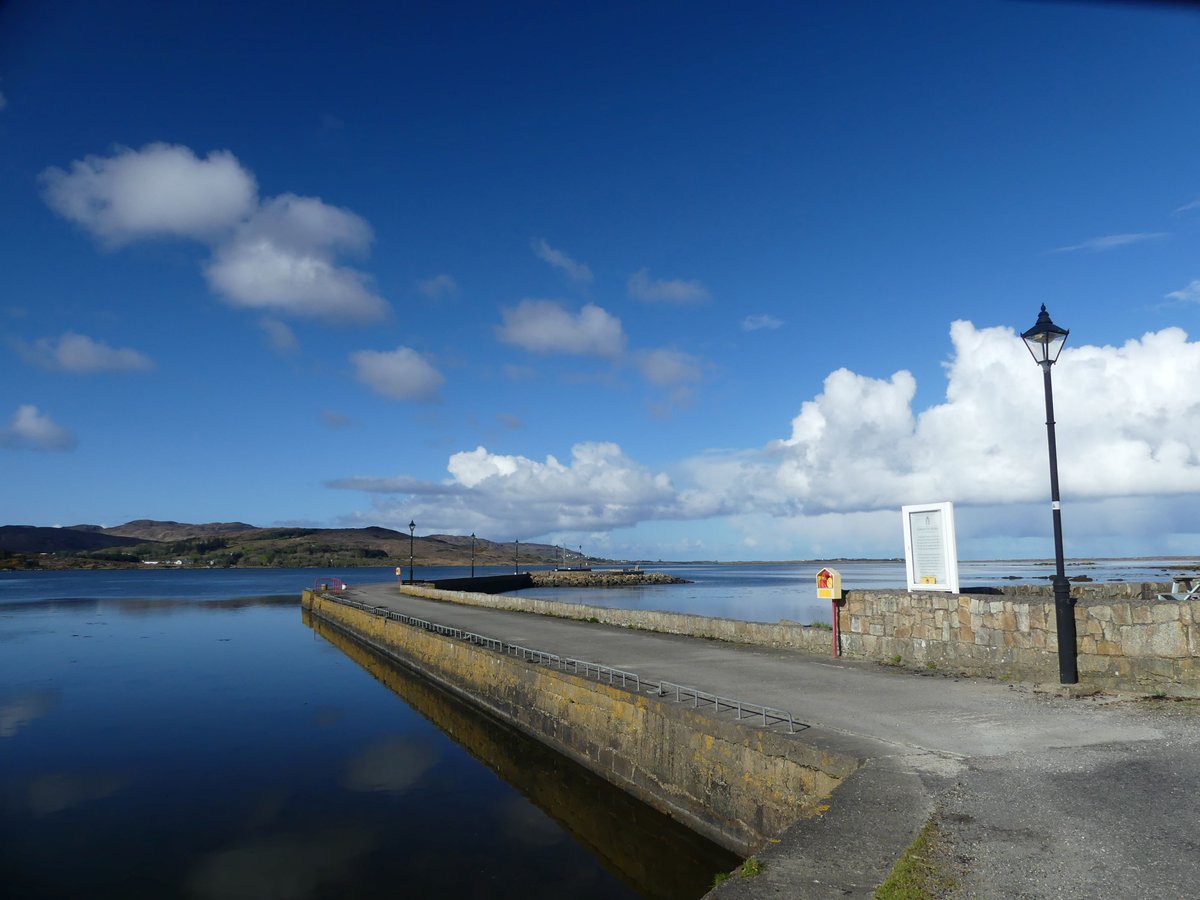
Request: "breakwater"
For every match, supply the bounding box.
[394,580,1200,696]
[304,609,740,897]
[302,589,857,855]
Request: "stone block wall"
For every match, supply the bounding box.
[837,583,1200,695]
[303,590,857,854]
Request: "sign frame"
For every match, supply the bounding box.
[901,501,960,593]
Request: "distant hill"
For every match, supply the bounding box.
[100,520,259,542]
[0,525,148,554]
[0,519,580,569]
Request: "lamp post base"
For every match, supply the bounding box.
[1052,575,1078,684]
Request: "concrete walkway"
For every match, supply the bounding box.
[340,583,1200,899]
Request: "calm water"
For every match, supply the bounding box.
[512,558,1190,625]
[0,559,1187,898]
[0,567,736,899]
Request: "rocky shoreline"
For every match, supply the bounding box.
[528,569,689,587]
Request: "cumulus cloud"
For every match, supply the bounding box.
[333,442,680,536]
[627,268,710,304]
[320,409,351,429]
[259,317,298,352]
[1052,232,1166,253]
[417,274,459,299]
[42,144,389,322]
[205,194,387,321]
[684,321,1200,516]
[0,405,76,451]
[531,238,592,283]
[40,143,257,245]
[497,300,626,357]
[1166,280,1200,304]
[742,313,782,331]
[333,321,1200,542]
[19,332,154,373]
[635,348,702,387]
[350,345,444,401]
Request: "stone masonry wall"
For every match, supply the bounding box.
[397,581,1199,696]
[838,583,1200,696]
[303,590,856,854]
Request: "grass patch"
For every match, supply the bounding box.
[875,819,956,900]
[712,858,765,889]
[808,621,833,631]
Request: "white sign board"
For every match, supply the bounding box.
[901,501,960,593]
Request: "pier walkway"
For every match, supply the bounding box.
[338,582,1200,899]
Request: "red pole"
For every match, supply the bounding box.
[831,598,840,657]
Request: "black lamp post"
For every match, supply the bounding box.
[408,520,415,585]
[470,532,476,578]
[1021,305,1078,685]
[514,539,519,574]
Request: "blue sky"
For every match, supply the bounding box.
[3,0,1200,561]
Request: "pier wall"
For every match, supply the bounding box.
[395,582,1200,696]
[302,590,857,855]
[838,584,1200,695]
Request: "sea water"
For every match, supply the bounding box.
[0,567,734,899]
[0,559,1185,897]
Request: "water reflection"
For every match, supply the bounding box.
[23,771,130,817]
[0,688,59,738]
[184,826,377,900]
[342,734,441,794]
[307,613,740,899]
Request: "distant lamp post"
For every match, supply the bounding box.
[408,520,416,585]
[1021,304,1078,685]
[514,539,519,574]
[470,532,476,578]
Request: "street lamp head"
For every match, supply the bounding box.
[1021,304,1069,366]
[408,520,415,534]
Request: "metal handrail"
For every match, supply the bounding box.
[316,589,799,733]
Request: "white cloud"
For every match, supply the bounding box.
[1,405,76,451]
[20,332,154,373]
[417,274,459,299]
[497,300,626,357]
[350,345,444,402]
[1166,280,1200,304]
[43,144,389,323]
[627,268,710,304]
[742,313,782,331]
[258,317,298,352]
[531,238,592,283]
[1175,198,1200,215]
[635,348,702,387]
[335,442,679,536]
[1052,232,1167,253]
[685,320,1200,516]
[40,143,257,245]
[333,321,1200,546]
[205,194,387,321]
